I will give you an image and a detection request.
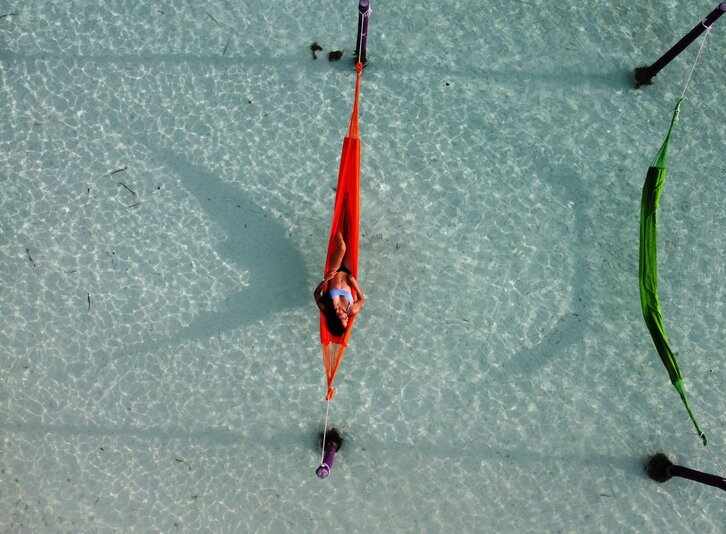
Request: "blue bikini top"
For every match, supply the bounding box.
[327,288,353,305]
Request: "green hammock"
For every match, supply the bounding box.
[639,97,706,446]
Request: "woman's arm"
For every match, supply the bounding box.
[313,280,327,311]
[347,275,366,314]
[324,233,346,280]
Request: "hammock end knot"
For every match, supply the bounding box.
[325,387,336,401]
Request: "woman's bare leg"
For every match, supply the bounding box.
[325,232,346,279]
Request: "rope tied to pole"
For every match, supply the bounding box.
[320,399,331,464]
[680,26,712,100]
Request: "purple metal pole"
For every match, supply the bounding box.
[315,444,338,479]
[354,0,372,65]
[315,428,343,479]
[634,3,726,87]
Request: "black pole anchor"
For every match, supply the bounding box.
[634,2,726,88]
[646,453,726,492]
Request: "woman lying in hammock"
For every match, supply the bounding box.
[313,232,366,336]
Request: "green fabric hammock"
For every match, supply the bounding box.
[639,97,707,446]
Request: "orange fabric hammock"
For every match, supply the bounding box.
[320,63,364,401]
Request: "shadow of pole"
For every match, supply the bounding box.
[1,419,639,477]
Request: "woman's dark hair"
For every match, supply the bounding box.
[321,295,346,337]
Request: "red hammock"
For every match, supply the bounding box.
[320,63,364,401]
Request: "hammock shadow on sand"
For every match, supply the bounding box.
[125,146,308,355]
[500,164,597,376]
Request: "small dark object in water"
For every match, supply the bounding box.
[646,453,673,482]
[0,12,18,19]
[310,42,323,59]
[25,248,36,267]
[206,12,222,27]
[87,293,91,311]
[118,182,136,196]
[328,50,344,62]
[110,166,127,176]
[633,66,655,88]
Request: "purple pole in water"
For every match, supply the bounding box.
[354,0,372,65]
[315,444,338,479]
[634,3,726,87]
[315,428,343,479]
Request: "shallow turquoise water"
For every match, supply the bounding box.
[1,1,725,532]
